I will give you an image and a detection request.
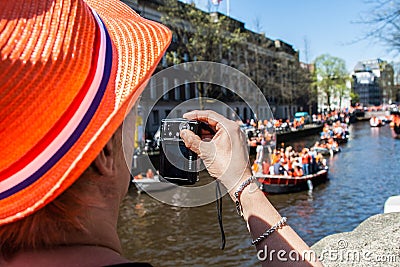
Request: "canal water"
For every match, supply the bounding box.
[117,121,400,266]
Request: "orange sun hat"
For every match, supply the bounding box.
[0,0,171,225]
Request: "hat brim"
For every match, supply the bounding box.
[0,0,171,224]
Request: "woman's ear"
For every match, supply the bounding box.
[92,138,115,177]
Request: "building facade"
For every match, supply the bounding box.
[122,0,313,136]
[352,59,394,106]
[390,61,400,104]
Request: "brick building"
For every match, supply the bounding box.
[122,0,313,135]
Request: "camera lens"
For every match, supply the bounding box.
[179,122,189,131]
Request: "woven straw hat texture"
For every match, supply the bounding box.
[0,0,171,225]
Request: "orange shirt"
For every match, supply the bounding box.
[292,168,303,177]
[272,154,280,164]
[302,154,311,164]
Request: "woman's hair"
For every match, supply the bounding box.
[0,180,87,260]
[0,127,123,261]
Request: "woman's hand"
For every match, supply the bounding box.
[180,110,252,194]
[181,110,321,266]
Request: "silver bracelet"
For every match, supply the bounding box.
[234,176,257,217]
[251,217,288,246]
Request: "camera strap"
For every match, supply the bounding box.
[216,180,226,250]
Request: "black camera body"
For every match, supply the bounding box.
[159,118,200,185]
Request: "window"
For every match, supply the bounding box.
[195,83,199,98]
[162,54,167,68]
[174,78,180,101]
[150,78,156,100]
[163,77,169,100]
[152,110,159,125]
[185,80,190,100]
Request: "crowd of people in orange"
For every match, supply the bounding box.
[252,145,328,178]
[390,112,400,136]
[243,118,301,133]
[320,121,349,141]
[390,112,400,128]
[247,111,354,178]
[244,110,352,139]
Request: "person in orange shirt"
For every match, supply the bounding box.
[271,149,280,164]
[292,165,304,177]
[301,149,312,175]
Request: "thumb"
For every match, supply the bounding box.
[180,129,202,155]
[181,129,216,162]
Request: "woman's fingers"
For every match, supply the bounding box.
[180,129,216,166]
[183,110,228,130]
[180,110,252,190]
[180,129,202,155]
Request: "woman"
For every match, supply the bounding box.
[0,0,320,266]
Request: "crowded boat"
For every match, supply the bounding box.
[251,146,328,178]
[320,121,349,143]
[390,112,400,139]
[246,111,354,194]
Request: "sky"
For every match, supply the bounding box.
[188,0,400,72]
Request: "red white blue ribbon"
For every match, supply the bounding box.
[0,9,113,198]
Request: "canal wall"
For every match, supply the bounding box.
[364,110,391,118]
[311,212,400,266]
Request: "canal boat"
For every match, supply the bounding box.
[349,108,366,123]
[256,168,329,194]
[276,123,324,143]
[390,111,400,139]
[320,135,348,145]
[313,146,340,156]
[391,126,400,139]
[132,175,175,193]
[369,116,383,127]
[333,135,348,144]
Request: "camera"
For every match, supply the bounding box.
[159,118,200,185]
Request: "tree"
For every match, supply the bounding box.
[158,0,313,118]
[158,0,247,64]
[360,0,400,55]
[350,91,360,106]
[358,1,400,103]
[313,54,349,111]
[296,63,316,114]
[158,0,248,102]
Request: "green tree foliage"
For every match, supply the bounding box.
[313,54,349,110]
[158,0,248,102]
[350,91,360,105]
[158,0,247,63]
[158,0,314,116]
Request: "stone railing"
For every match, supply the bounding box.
[311,212,400,266]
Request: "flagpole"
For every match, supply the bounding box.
[226,0,230,16]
